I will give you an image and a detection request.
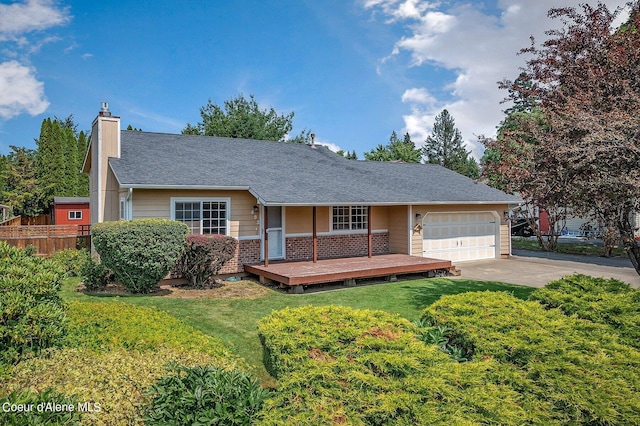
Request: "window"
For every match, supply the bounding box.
[172,198,229,235]
[120,198,126,220]
[332,206,368,231]
[68,211,82,220]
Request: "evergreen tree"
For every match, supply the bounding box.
[0,146,43,216]
[364,131,421,162]
[422,110,480,178]
[76,131,89,196]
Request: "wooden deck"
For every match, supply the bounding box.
[244,254,454,288]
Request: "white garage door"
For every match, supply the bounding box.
[422,212,497,262]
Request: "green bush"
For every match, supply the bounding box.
[175,234,238,288]
[48,249,90,277]
[529,274,640,348]
[3,301,246,425]
[423,291,640,425]
[257,305,541,425]
[78,256,113,292]
[0,389,81,425]
[0,242,67,365]
[91,219,188,293]
[144,364,268,425]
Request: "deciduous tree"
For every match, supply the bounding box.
[498,2,640,274]
[183,94,308,142]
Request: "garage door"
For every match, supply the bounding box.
[422,212,497,262]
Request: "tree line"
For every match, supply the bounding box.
[0,116,89,217]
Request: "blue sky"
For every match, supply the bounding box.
[0,0,630,158]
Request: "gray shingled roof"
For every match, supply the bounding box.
[109,131,520,206]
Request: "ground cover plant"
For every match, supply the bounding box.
[529,274,640,349]
[1,301,248,425]
[91,219,188,293]
[258,293,640,424]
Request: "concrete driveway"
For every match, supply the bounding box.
[453,249,639,288]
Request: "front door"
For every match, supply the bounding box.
[266,206,284,259]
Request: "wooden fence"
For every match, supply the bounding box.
[0,225,90,256]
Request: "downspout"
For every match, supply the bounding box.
[126,188,133,220]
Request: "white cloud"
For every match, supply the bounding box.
[364,0,630,159]
[318,141,343,153]
[0,0,71,121]
[0,60,49,119]
[0,0,70,38]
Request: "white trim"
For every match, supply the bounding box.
[68,210,83,220]
[285,229,389,239]
[170,197,231,236]
[408,205,413,255]
[119,197,126,221]
[256,200,522,207]
[330,205,369,232]
[119,184,251,190]
[238,235,261,241]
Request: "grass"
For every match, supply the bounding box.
[512,236,626,257]
[61,276,535,385]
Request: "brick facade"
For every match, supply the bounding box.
[219,238,261,274]
[218,233,390,274]
[285,232,389,261]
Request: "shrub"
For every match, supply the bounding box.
[257,305,541,425]
[63,301,244,366]
[2,301,247,425]
[48,248,90,277]
[175,234,238,288]
[78,256,113,292]
[0,242,67,365]
[529,274,640,348]
[423,291,640,425]
[144,364,268,425]
[91,219,188,293]
[0,389,81,425]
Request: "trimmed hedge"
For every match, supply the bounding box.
[0,242,67,365]
[48,248,90,278]
[423,291,640,425]
[175,234,238,288]
[529,274,640,348]
[92,219,188,293]
[2,301,246,425]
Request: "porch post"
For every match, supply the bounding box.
[264,206,269,267]
[368,205,372,258]
[313,206,317,263]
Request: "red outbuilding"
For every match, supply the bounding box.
[52,197,90,226]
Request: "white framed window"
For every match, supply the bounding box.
[171,197,230,235]
[332,206,368,231]
[68,210,82,220]
[119,198,126,220]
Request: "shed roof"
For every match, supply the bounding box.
[109,131,520,206]
[53,197,90,204]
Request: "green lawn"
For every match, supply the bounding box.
[61,277,535,385]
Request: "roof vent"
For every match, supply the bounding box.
[100,102,111,117]
[310,133,316,148]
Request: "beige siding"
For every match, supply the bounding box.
[132,189,259,238]
[371,206,388,230]
[104,167,120,222]
[285,206,313,234]
[410,204,511,257]
[285,205,389,235]
[388,205,409,254]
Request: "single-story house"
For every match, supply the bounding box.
[52,197,90,226]
[83,104,520,276]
